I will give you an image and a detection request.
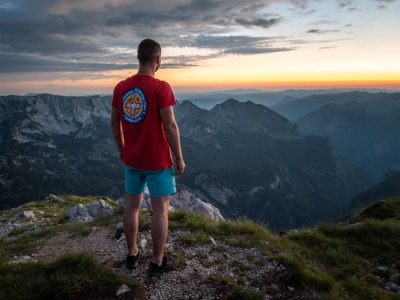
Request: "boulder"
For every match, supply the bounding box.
[64,200,114,223]
[117,189,224,221]
[86,199,114,216]
[64,204,93,223]
[171,190,224,221]
[17,210,36,221]
[116,284,130,296]
[45,194,65,203]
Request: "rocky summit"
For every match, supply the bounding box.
[0,193,399,299]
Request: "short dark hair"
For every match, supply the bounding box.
[137,39,161,65]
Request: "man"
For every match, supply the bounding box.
[111,38,185,276]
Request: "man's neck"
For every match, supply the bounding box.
[137,65,155,77]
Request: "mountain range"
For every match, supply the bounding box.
[1,92,399,231]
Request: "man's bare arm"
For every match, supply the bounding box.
[160,106,185,175]
[111,107,124,162]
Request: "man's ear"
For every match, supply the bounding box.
[155,54,161,72]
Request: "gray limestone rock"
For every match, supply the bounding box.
[117,189,224,221]
[17,210,36,221]
[64,200,114,223]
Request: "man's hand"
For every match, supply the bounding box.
[160,106,185,176]
[175,158,186,176]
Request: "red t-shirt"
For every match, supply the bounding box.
[112,74,176,170]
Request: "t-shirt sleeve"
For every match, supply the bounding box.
[158,81,176,110]
[111,85,119,108]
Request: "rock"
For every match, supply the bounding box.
[64,200,114,223]
[116,222,124,239]
[171,190,224,221]
[117,233,126,243]
[17,210,36,221]
[118,190,224,220]
[377,265,389,272]
[116,284,130,296]
[86,200,114,217]
[287,286,295,292]
[345,223,363,230]
[139,237,147,251]
[64,204,93,223]
[390,273,400,282]
[118,189,224,221]
[46,194,65,203]
[385,282,400,293]
[270,283,279,291]
[209,236,217,246]
[117,197,125,210]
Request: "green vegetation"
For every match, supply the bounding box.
[354,197,400,222]
[170,210,274,249]
[0,252,144,300]
[0,196,124,262]
[209,275,264,300]
[169,199,400,300]
[0,195,117,226]
[277,212,400,299]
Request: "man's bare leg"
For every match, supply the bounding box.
[123,193,142,256]
[150,195,170,264]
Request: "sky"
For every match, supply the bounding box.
[0,0,399,95]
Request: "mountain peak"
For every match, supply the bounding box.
[208,98,297,135]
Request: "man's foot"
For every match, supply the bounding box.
[148,255,179,277]
[126,251,140,270]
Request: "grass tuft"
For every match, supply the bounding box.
[0,252,144,300]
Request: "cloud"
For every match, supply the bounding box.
[223,47,293,54]
[0,0,358,74]
[0,0,294,73]
[235,17,281,28]
[0,53,199,73]
[183,34,295,54]
[374,0,397,8]
[307,29,340,34]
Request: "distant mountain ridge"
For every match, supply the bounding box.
[349,170,400,212]
[296,93,400,180]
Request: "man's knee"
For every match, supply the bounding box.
[151,196,170,215]
[125,193,143,211]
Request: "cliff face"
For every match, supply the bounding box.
[0,94,121,209]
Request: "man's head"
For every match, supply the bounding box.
[137,39,161,71]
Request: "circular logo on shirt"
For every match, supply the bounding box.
[122,88,147,123]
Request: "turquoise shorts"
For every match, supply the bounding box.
[124,165,177,197]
